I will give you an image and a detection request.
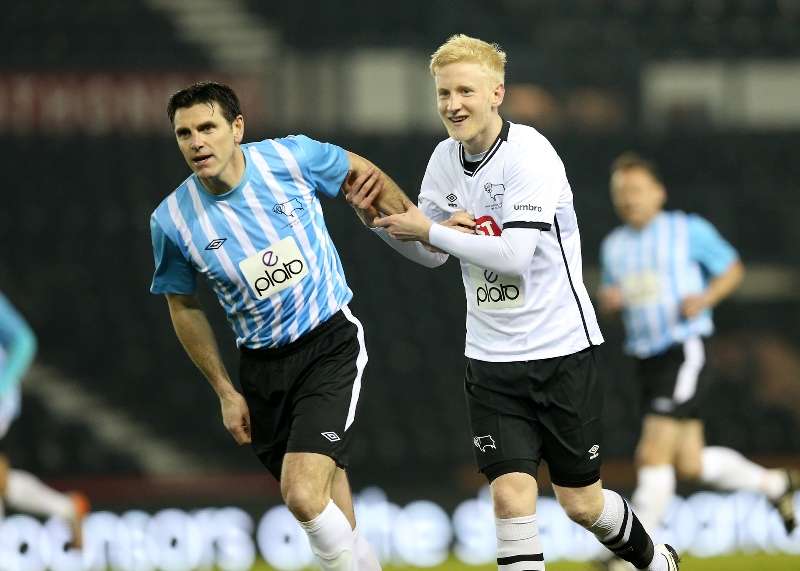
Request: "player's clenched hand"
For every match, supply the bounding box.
[220,391,252,445]
[374,204,434,241]
[681,294,708,318]
[598,286,624,314]
[441,211,476,234]
[344,167,382,226]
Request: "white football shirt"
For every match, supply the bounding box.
[419,120,604,361]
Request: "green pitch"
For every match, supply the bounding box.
[250,554,800,571]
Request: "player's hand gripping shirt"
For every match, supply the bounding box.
[150,136,352,349]
[419,121,603,361]
[600,211,738,358]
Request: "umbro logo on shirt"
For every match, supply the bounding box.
[446,193,458,207]
[321,431,341,442]
[205,238,227,250]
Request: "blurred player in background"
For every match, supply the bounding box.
[347,35,679,571]
[0,291,89,548]
[598,152,799,546]
[150,81,409,571]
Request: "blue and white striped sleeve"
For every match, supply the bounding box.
[289,135,350,198]
[150,214,197,295]
[688,214,739,276]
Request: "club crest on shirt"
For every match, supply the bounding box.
[272,198,307,228]
[483,182,505,210]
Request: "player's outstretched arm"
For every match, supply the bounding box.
[344,152,412,226]
[165,293,251,445]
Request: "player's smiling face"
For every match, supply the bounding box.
[435,61,505,154]
[610,167,666,229]
[173,101,244,186]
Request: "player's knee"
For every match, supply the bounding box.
[561,501,600,528]
[491,473,538,518]
[0,454,8,494]
[636,442,670,467]
[281,480,328,522]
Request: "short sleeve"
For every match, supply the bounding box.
[150,215,197,295]
[289,135,350,198]
[500,146,563,231]
[687,214,738,276]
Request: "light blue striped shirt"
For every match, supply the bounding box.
[600,211,738,358]
[0,292,36,402]
[150,135,353,349]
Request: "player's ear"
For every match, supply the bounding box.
[232,114,244,144]
[492,82,505,108]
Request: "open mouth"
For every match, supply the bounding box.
[192,154,213,167]
[449,116,468,125]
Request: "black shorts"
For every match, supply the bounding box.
[635,337,709,420]
[239,309,366,480]
[465,346,603,488]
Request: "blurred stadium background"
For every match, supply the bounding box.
[2,0,799,568]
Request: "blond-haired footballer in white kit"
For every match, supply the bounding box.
[347,35,679,571]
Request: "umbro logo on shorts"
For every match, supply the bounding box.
[588,444,600,460]
[205,238,227,250]
[321,431,341,442]
[473,434,496,452]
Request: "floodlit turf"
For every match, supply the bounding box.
[250,553,800,571]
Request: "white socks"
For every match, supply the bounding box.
[495,514,545,571]
[4,470,74,519]
[631,465,676,535]
[299,500,355,571]
[353,527,381,571]
[700,446,788,500]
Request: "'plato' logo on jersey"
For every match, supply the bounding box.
[205,238,227,250]
[468,264,524,310]
[473,435,496,452]
[238,236,309,300]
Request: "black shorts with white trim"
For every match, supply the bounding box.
[239,310,365,480]
[635,336,711,419]
[464,345,603,487]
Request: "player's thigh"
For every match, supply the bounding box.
[464,358,543,481]
[538,347,604,489]
[673,419,705,480]
[635,414,682,466]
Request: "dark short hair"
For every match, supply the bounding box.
[167,81,242,124]
[610,152,662,184]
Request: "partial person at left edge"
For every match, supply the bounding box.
[0,291,90,549]
[149,81,410,571]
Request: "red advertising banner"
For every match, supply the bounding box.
[0,73,266,134]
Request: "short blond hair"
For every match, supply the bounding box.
[429,34,506,84]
